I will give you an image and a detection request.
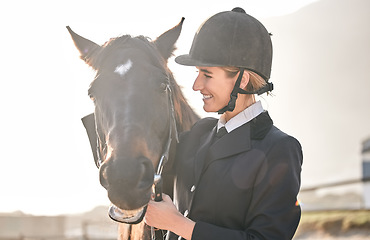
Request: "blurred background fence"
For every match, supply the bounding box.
[0,207,118,240]
[299,138,370,211]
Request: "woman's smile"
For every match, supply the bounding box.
[202,93,213,100]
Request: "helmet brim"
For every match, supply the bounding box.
[175,54,222,67]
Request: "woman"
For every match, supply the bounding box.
[145,7,303,240]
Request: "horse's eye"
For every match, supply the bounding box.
[160,82,167,91]
[89,94,96,102]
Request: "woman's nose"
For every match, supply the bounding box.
[192,74,203,91]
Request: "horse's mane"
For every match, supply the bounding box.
[169,73,200,132]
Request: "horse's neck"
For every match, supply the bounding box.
[118,223,130,240]
[174,89,200,133]
[118,222,151,240]
[181,103,199,131]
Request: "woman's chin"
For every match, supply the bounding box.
[203,104,221,113]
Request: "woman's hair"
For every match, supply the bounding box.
[221,66,266,93]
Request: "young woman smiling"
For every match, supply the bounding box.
[145,7,303,240]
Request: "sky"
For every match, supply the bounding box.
[1,0,323,216]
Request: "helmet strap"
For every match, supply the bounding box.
[217,68,274,114]
[217,68,245,114]
[238,82,274,95]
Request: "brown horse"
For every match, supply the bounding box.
[67,19,198,239]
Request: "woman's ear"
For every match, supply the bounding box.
[239,71,250,90]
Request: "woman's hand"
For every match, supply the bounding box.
[144,193,181,230]
[144,193,195,239]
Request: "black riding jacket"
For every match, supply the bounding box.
[165,112,303,240]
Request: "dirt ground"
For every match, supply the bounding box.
[294,230,370,239]
[293,210,370,239]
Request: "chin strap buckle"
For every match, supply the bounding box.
[256,82,273,95]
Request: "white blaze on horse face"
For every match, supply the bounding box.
[114,59,133,77]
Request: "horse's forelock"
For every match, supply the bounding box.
[97,35,163,69]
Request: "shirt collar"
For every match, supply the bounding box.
[217,100,264,133]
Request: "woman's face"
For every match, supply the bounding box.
[193,66,236,112]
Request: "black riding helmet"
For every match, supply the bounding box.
[175,7,274,113]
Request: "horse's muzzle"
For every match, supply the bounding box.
[100,156,155,211]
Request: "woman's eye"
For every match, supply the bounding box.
[195,69,211,78]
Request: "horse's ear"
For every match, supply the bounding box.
[66,26,101,69]
[154,18,185,61]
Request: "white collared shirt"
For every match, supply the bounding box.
[217,101,264,134]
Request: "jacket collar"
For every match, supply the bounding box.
[210,111,272,160]
[250,111,273,140]
[193,111,273,183]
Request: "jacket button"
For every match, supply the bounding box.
[184,210,189,217]
[190,185,196,192]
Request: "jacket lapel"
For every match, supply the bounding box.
[207,122,251,165]
[193,125,217,184]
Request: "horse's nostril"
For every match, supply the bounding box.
[137,157,155,189]
[99,163,109,189]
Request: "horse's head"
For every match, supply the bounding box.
[68,19,194,218]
